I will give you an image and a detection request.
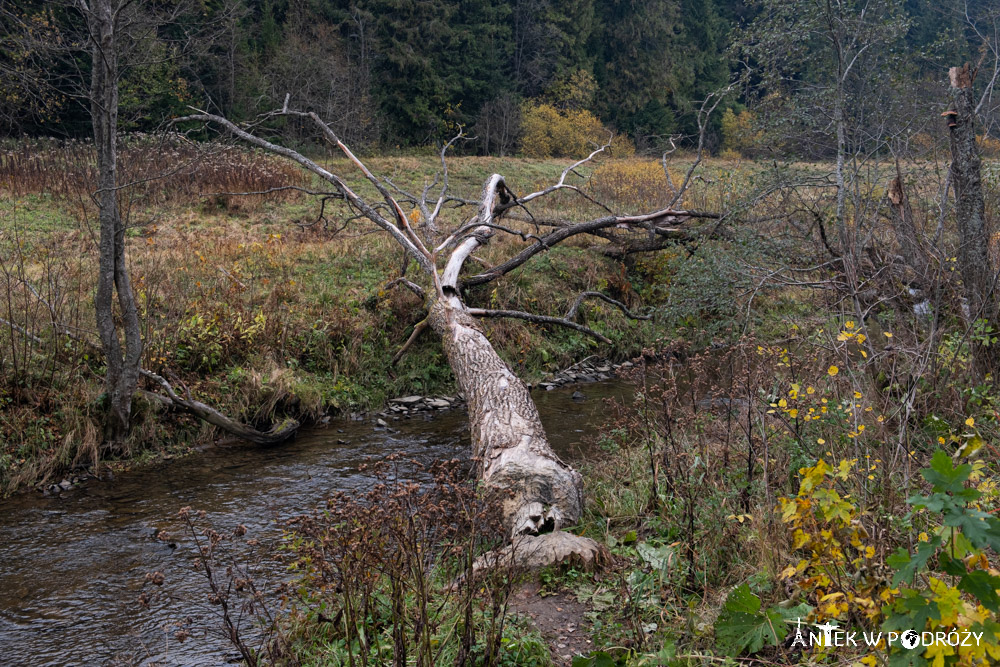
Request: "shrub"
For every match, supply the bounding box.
[777,451,1000,664]
[778,458,882,627]
[589,159,674,211]
[881,451,1000,665]
[721,108,762,157]
[280,459,526,666]
[520,102,607,158]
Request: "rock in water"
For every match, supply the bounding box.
[391,395,423,405]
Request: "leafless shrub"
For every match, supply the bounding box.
[280,457,518,666]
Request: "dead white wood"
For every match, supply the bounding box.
[886,162,929,285]
[175,111,435,276]
[429,175,587,535]
[179,107,724,561]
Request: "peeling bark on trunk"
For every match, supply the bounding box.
[429,175,584,537]
[428,300,583,536]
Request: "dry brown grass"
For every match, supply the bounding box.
[0,134,307,214]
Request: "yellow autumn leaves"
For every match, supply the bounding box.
[778,459,882,627]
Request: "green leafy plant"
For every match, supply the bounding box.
[714,583,810,655]
[882,450,1000,666]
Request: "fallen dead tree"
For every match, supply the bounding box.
[175,109,724,562]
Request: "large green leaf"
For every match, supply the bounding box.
[958,569,1000,612]
[888,537,941,586]
[714,584,787,655]
[572,651,618,667]
[637,541,673,572]
[920,450,972,493]
[882,590,940,632]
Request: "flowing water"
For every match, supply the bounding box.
[0,380,630,666]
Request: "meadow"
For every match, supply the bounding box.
[0,136,740,492]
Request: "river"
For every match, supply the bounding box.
[0,380,630,666]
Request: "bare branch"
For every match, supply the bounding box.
[0,317,42,345]
[666,86,733,209]
[435,221,549,255]
[201,185,341,198]
[565,292,652,321]
[139,370,299,445]
[429,130,468,225]
[441,174,510,297]
[173,110,435,275]
[461,207,712,288]
[508,141,614,213]
[217,265,246,289]
[661,135,680,196]
[277,109,432,257]
[384,277,426,301]
[391,318,430,365]
[466,308,611,344]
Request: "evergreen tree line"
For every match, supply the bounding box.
[0,0,994,155]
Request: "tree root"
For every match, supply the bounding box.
[471,532,609,576]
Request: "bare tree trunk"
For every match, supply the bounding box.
[949,64,997,342]
[429,176,583,537]
[86,0,143,443]
[949,63,998,375]
[428,301,583,535]
[887,161,929,285]
[834,86,849,259]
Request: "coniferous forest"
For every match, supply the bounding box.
[2,0,995,153]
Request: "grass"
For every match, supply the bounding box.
[0,142,702,494]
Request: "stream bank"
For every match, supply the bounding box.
[0,378,632,667]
